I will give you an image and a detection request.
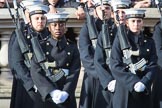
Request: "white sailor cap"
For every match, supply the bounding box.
[93,0,111,7]
[20,0,44,9]
[111,0,131,9]
[27,4,49,16]
[124,8,146,19]
[45,13,69,23]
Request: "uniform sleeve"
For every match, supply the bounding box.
[153,24,162,68]
[94,34,114,90]
[79,23,97,78]
[8,31,16,70]
[140,38,158,89]
[110,36,140,92]
[30,55,56,101]
[12,38,34,91]
[63,45,81,95]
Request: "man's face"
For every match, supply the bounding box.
[48,22,66,40]
[126,18,143,35]
[0,0,5,8]
[30,14,47,32]
[114,9,126,24]
[48,0,59,6]
[95,5,112,20]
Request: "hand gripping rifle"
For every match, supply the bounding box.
[113,7,146,74]
[101,0,112,64]
[6,0,31,67]
[84,2,98,49]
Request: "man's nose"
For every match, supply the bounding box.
[134,21,138,25]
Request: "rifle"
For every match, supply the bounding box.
[29,27,68,83]
[101,0,112,64]
[84,2,98,49]
[155,0,162,29]
[155,0,162,48]
[7,0,62,83]
[29,27,63,84]
[113,7,146,74]
[6,0,31,67]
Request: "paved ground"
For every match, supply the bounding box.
[0,99,10,108]
[0,67,84,108]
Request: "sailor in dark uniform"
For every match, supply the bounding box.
[8,2,50,108]
[44,0,79,44]
[94,0,131,107]
[30,12,81,108]
[78,0,116,108]
[110,8,158,108]
[152,16,162,108]
[111,0,131,26]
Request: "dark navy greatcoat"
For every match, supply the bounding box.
[110,30,158,108]
[30,36,81,108]
[8,24,50,108]
[94,20,117,90]
[9,31,34,108]
[152,22,162,108]
[79,18,115,108]
[93,20,117,108]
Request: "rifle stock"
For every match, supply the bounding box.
[30,36,46,63]
[6,0,31,67]
[84,2,98,48]
[155,0,162,48]
[102,20,111,64]
[15,27,29,54]
[118,24,130,50]
[155,0,162,28]
[114,9,137,74]
[101,0,112,64]
[29,29,58,83]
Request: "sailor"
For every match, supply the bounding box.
[8,2,50,108]
[152,5,162,108]
[94,0,131,108]
[110,8,158,108]
[79,0,116,108]
[30,12,81,108]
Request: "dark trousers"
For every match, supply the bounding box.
[10,77,47,108]
[152,68,162,108]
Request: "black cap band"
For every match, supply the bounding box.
[126,14,145,19]
[48,18,68,23]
